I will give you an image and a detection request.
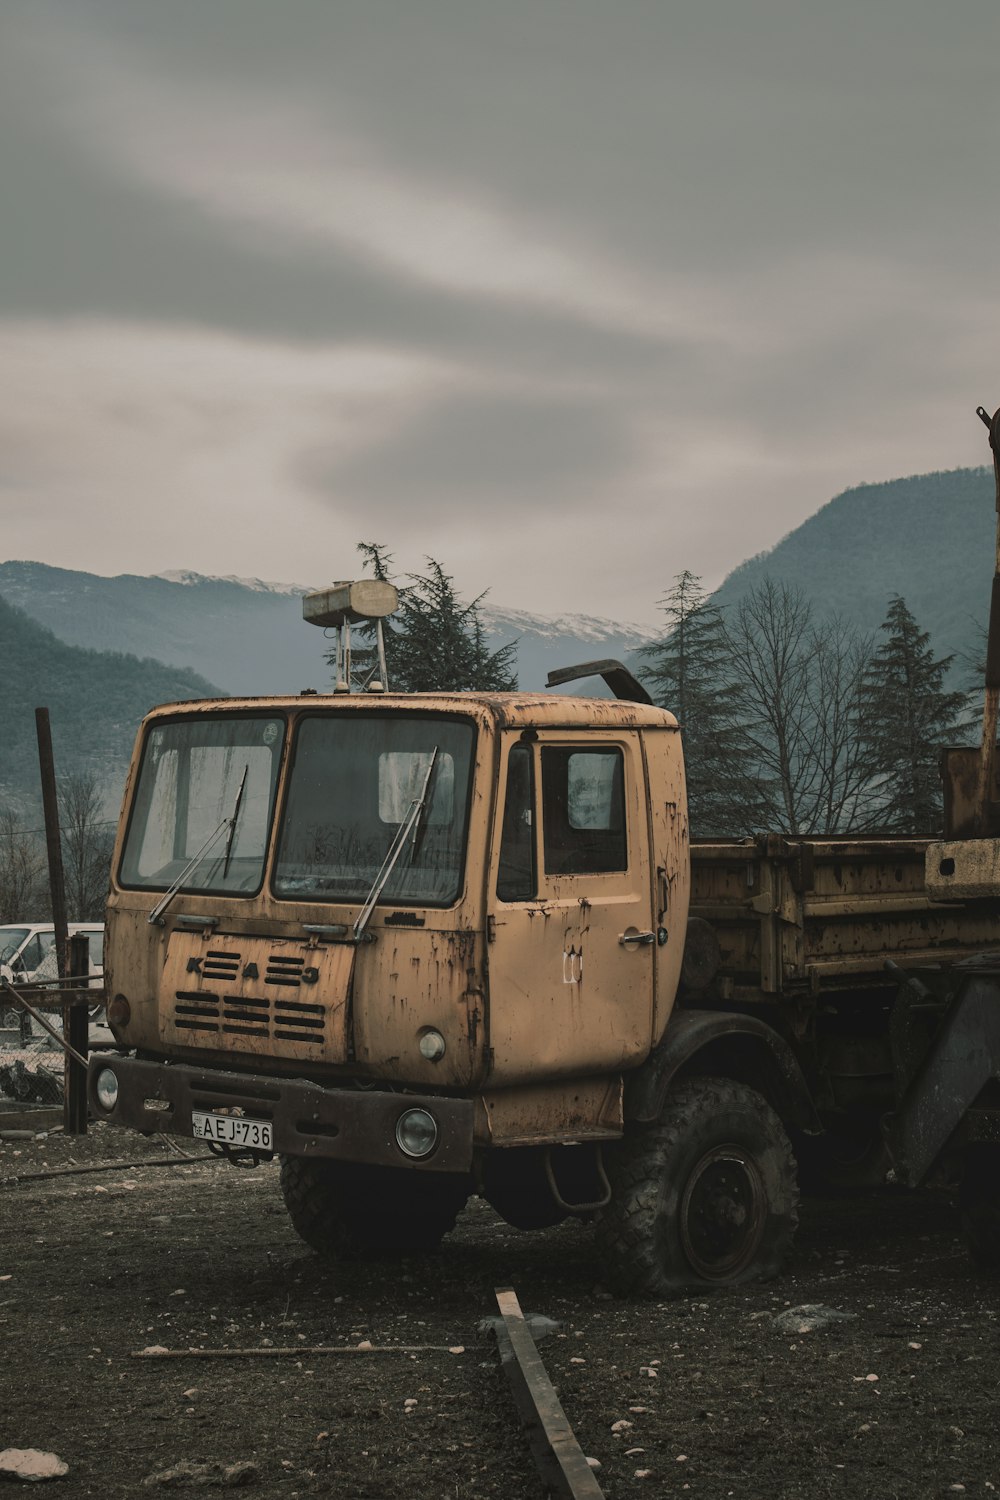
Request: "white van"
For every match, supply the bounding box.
[0,923,105,986]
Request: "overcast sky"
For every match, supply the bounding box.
[2,0,999,625]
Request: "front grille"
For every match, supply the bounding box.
[265,956,305,987]
[164,938,352,1061]
[174,990,220,1032]
[203,950,241,982]
[172,948,326,1044]
[173,989,326,1045]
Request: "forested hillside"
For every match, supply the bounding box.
[710,468,993,674]
[0,594,219,816]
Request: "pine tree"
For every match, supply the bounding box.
[330,544,518,693]
[859,596,965,833]
[642,571,758,835]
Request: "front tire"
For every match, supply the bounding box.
[596,1077,798,1297]
[279,1157,469,1259]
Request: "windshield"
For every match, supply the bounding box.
[0,928,29,965]
[119,716,284,895]
[273,714,475,907]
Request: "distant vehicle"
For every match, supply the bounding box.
[0,923,104,986]
[0,923,106,1050]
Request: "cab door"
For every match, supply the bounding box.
[485,730,655,1084]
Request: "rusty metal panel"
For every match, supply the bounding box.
[641,730,690,1044]
[692,836,1000,998]
[351,924,485,1088]
[475,1076,623,1146]
[926,837,1000,900]
[132,693,677,731]
[89,1054,475,1171]
[485,732,656,1085]
[302,580,398,627]
[160,932,354,1064]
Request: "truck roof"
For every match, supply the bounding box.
[141,692,679,732]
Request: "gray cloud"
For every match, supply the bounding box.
[2,0,1000,623]
[303,392,630,518]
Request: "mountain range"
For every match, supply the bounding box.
[712,467,994,673]
[0,562,654,700]
[1,463,995,814]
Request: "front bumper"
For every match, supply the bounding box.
[87,1054,475,1173]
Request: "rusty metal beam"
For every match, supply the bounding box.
[493,1287,605,1500]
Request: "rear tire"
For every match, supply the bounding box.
[279,1157,469,1258]
[596,1077,798,1298]
[959,1146,1000,1270]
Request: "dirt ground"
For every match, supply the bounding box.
[1,1120,998,1500]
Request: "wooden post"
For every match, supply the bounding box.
[34,708,69,981]
[65,932,90,1135]
[975,406,1000,833]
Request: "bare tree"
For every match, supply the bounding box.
[59,772,114,920]
[0,809,45,923]
[725,580,878,834]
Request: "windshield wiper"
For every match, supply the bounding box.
[222,765,249,879]
[148,766,251,927]
[353,748,438,943]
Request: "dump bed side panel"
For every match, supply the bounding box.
[691,836,1000,1000]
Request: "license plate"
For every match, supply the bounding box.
[191,1111,273,1151]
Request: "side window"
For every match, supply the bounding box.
[17,936,41,974]
[541,747,627,875]
[35,932,59,981]
[496,745,536,902]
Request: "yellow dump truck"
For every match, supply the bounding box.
[87,572,1000,1296]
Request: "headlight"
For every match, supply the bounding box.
[418,1029,446,1062]
[95,1068,119,1111]
[395,1108,438,1159]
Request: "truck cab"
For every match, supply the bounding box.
[90,585,807,1297]
[101,689,688,1101]
[92,679,771,1286]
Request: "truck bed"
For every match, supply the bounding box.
[690,835,1000,1000]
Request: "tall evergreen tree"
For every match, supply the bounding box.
[330,544,517,693]
[642,572,758,835]
[859,596,965,833]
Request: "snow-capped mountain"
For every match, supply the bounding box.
[0,563,655,695]
[156,569,316,596]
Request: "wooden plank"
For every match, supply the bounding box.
[494,1287,605,1500]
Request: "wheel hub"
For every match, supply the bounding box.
[679,1144,767,1280]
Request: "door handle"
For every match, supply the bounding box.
[618,930,655,947]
